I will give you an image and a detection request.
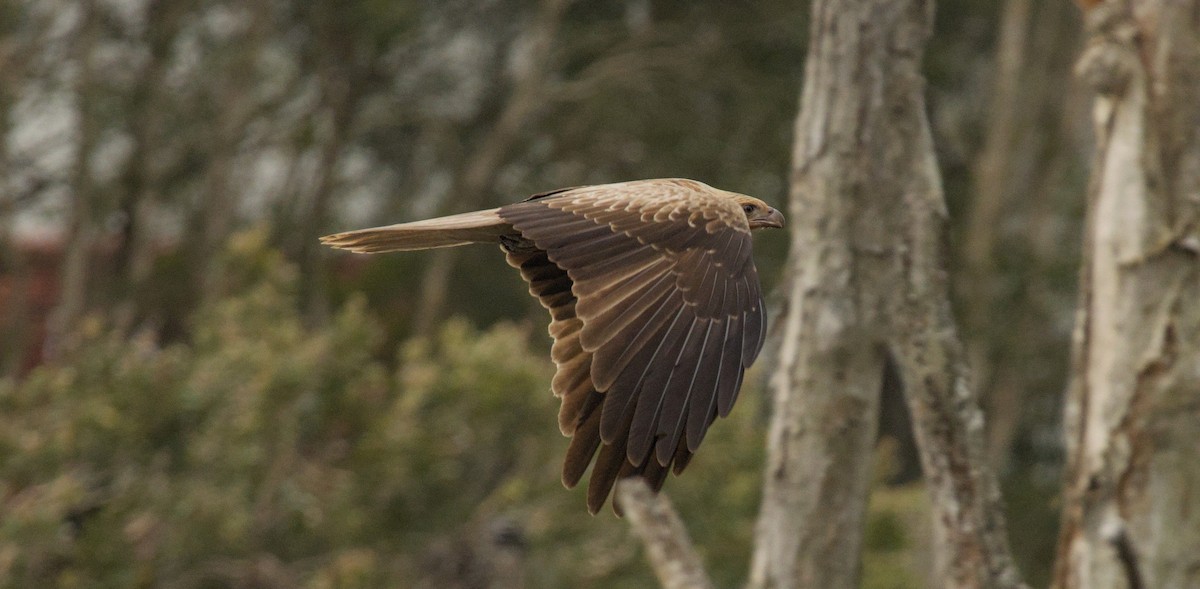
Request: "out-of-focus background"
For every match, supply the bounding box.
[1,1,1087,587]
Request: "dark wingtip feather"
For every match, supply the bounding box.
[672,448,694,475]
[586,442,626,514]
[562,409,602,489]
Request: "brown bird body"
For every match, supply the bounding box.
[321,178,784,513]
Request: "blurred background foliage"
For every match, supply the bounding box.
[0,232,764,588]
[1,0,1087,587]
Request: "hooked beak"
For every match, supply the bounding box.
[752,207,786,230]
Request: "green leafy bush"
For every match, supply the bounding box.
[0,233,932,588]
[0,234,744,588]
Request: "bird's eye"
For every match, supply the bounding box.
[742,204,756,214]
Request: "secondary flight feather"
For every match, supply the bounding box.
[321,178,784,513]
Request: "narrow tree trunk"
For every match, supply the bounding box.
[1053,1,1200,588]
[750,1,1027,588]
[962,0,1086,472]
[0,203,30,376]
[44,0,100,361]
[0,21,34,374]
[294,2,370,326]
[195,1,270,307]
[297,69,356,326]
[960,0,1033,469]
[412,0,567,334]
[112,0,184,334]
[887,116,1027,587]
[963,0,1032,275]
[197,132,238,305]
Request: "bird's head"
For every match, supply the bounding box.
[735,196,786,230]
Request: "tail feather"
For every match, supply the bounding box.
[320,208,510,253]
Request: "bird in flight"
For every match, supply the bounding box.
[321,178,784,513]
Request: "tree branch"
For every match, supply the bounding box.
[615,479,714,589]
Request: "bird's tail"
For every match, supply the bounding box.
[320,208,509,253]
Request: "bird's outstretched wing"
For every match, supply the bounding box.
[499,179,767,513]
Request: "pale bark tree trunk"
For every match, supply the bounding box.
[1053,1,1200,588]
[748,1,1026,588]
[888,153,1028,589]
[746,3,894,584]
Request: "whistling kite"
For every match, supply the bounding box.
[322,179,784,513]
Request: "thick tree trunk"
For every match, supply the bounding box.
[1053,1,1200,588]
[749,1,1026,588]
[746,2,898,585]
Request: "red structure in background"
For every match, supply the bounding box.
[0,236,376,377]
[0,237,63,375]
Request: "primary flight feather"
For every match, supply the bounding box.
[321,178,784,514]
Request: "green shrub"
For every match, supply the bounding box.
[1,233,934,588]
[0,234,664,587]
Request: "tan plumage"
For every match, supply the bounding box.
[321,178,784,514]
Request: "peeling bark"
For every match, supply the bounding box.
[1053,1,1200,588]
